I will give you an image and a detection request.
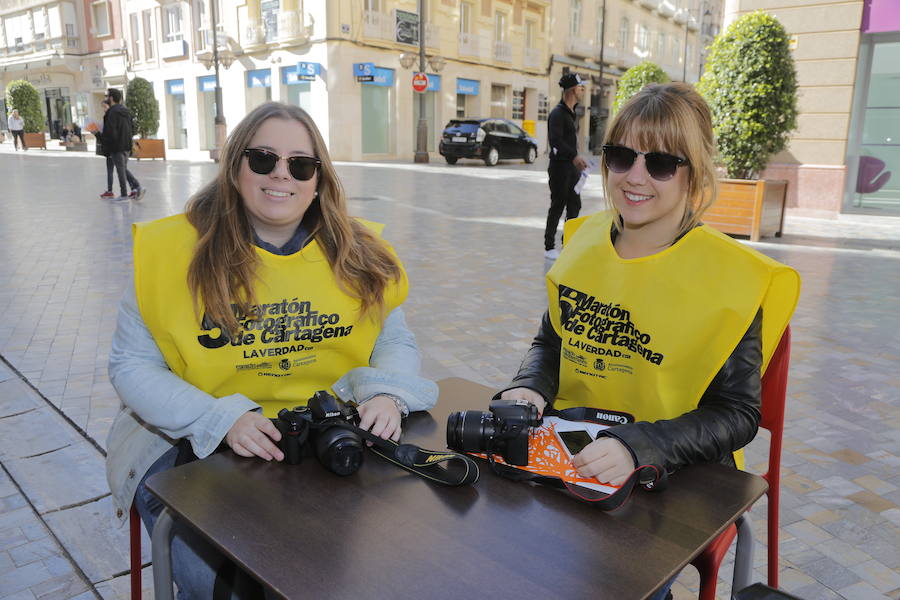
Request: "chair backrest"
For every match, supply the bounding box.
[857,155,891,194]
[757,325,791,588]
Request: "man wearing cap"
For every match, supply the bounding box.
[544,73,588,260]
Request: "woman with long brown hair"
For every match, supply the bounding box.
[105,102,436,597]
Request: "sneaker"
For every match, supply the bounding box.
[99,191,115,199]
[128,187,146,200]
[544,248,561,260]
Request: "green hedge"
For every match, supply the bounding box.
[5,80,44,133]
[698,11,798,179]
[126,77,160,138]
[613,61,670,115]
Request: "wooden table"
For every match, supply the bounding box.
[147,377,767,600]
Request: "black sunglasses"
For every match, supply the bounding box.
[242,148,321,181]
[602,144,688,181]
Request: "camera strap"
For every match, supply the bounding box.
[331,422,480,486]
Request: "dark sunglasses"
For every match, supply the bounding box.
[242,148,321,181]
[602,144,687,181]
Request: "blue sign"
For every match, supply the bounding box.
[198,75,216,93]
[353,62,375,81]
[362,67,394,87]
[426,73,441,92]
[246,69,271,88]
[296,61,320,80]
[456,78,479,96]
[166,79,185,95]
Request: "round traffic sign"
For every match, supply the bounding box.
[412,72,429,93]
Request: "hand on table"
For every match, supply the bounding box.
[226,412,284,462]
[357,395,402,444]
[572,437,635,486]
[499,387,547,417]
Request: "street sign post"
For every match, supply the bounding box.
[412,72,429,93]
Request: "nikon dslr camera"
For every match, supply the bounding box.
[274,390,364,476]
[446,398,542,466]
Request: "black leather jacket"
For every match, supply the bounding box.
[501,309,763,473]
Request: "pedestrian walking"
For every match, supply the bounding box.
[544,73,589,260]
[89,99,117,199]
[8,109,26,151]
[102,88,144,201]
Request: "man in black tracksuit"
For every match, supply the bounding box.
[544,73,587,260]
[103,88,144,201]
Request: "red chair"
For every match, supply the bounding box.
[130,503,142,599]
[856,156,891,195]
[691,326,792,599]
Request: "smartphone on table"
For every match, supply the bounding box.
[555,429,595,460]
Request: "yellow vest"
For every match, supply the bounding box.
[549,212,799,426]
[133,214,408,417]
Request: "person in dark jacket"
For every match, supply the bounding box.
[498,83,800,599]
[102,88,144,201]
[544,73,588,260]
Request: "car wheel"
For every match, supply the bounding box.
[524,146,537,164]
[484,146,499,167]
[445,156,458,165]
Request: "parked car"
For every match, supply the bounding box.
[439,118,538,166]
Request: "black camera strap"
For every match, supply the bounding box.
[330,422,480,486]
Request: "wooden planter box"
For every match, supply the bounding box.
[704,179,787,242]
[132,138,166,160]
[23,132,47,149]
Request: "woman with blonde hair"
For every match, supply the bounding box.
[497,83,799,598]
[106,102,436,597]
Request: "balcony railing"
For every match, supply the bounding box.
[566,36,593,58]
[425,23,439,49]
[658,0,676,18]
[524,46,542,69]
[458,31,479,57]
[243,17,266,47]
[493,40,511,63]
[363,10,392,41]
[277,10,311,44]
[0,35,79,59]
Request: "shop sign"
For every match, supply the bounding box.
[362,67,394,87]
[395,10,419,45]
[166,79,185,96]
[353,62,375,82]
[247,69,272,88]
[456,78,479,96]
[295,62,321,81]
[198,75,216,93]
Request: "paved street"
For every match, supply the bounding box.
[1,141,899,600]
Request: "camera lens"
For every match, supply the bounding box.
[316,427,364,476]
[446,410,495,453]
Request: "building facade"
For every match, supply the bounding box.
[0,0,128,137]
[727,0,900,216]
[3,0,716,161]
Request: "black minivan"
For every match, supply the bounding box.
[438,118,538,166]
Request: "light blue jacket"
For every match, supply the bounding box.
[105,284,437,524]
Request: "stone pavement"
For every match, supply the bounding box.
[0,139,898,599]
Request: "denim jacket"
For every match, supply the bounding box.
[105,284,437,524]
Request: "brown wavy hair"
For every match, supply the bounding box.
[185,102,403,336]
[601,82,718,242]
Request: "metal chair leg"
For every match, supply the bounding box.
[151,507,176,600]
[731,513,755,599]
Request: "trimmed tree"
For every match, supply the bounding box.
[697,10,797,180]
[125,77,160,138]
[5,80,45,133]
[612,61,670,114]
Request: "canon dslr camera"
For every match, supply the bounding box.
[274,390,364,476]
[446,398,542,466]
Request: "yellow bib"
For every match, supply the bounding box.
[133,214,408,417]
[549,212,799,431]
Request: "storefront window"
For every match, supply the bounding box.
[848,37,900,211]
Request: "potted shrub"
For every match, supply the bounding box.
[126,77,165,160]
[612,61,670,115]
[697,10,797,241]
[5,79,47,149]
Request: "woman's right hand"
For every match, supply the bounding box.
[499,387,547,417]
[225,412,284,462]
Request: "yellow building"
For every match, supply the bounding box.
[726,0,900,216]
